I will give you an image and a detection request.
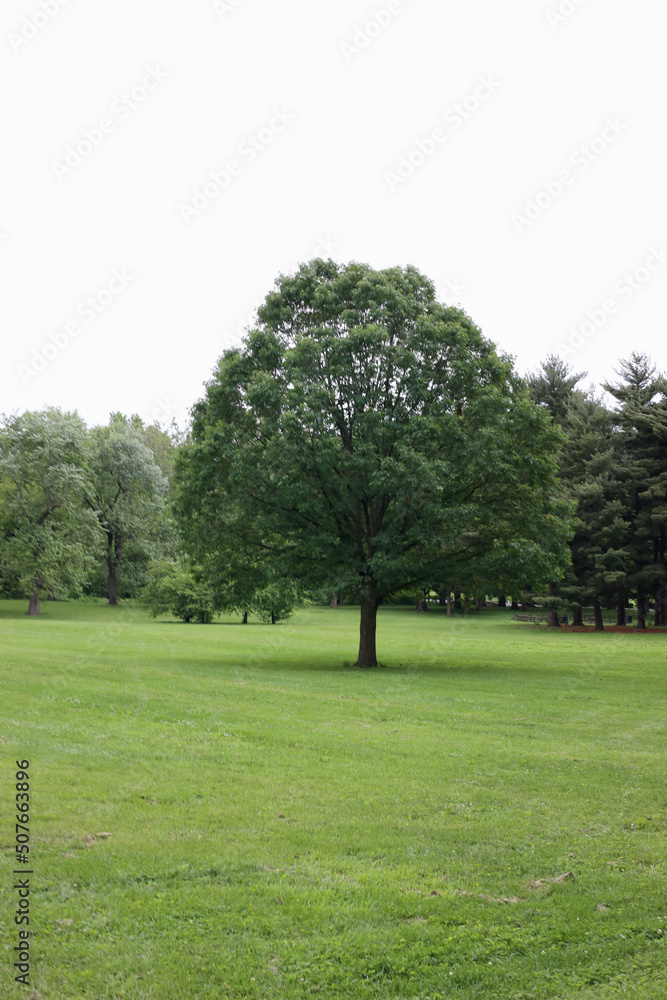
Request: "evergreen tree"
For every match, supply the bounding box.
[603,354,667,628]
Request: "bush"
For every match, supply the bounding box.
[140,560,218,623]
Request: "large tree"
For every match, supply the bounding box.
[603,354,667,628]
[87,415,168,604]
[175,259,570,666]
[0,409,101,614]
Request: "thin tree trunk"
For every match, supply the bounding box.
[636,584,647,630]
[355,583,380,667]
[498,593,506,608]
[438,587,447,607]
[616,591,626,627]
[446,593,451,617]
[547,581,560,628]
[572,605,583,627]
[271,611,276,625]
[659,581,667,627]
[107,532,122,606]
[242,611,248,624]
[454,588,462,611]
[593,600,604,632]
[511,599,519,610]
[108,563,119,606]
[477,597,483,612]
[26,588,40,616]
[330,596,338,609]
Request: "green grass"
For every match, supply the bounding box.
[1,600,666,999]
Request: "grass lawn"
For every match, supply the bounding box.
[1,600,666,999]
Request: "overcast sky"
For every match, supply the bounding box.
[2,0,664,429]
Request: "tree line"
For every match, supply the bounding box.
[525,352,667,631]
[1,259,665,661]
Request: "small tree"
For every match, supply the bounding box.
[141,559,218,623]
[249,578,303,624]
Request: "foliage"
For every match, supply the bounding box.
[526,351,667,629]
[87,415,169,604]
[140,558,219,623]
[175,259,572,665]
[526,353,588,426]
[0,408,102,612]
[248,577,304,624]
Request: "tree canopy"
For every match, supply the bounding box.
[0,408,101,614]
[174,259,572,664]
[86,415,168,604]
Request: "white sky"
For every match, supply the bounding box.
[1,0,665,429]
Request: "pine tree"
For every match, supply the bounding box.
[603,354,667,629]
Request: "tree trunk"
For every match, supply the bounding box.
[355,584,380,667]
[271,611,276,625]
[654,581,667,626]
[511,599,519,610]
[660,582,667,627]
[547,581,560,628]
[593,600,604,632]
[572,605,583,627]
[498,593,506,608]
[242,611,248,624]
[438,587,447,607]
[330,596,338,609]
[107,532,122,606]
[636,584,647,630]
[477,597,483,612]
[26,589,40,616]
[108,562,119,606]
[446,593,451,617]
[616,591,626,627]
[454,588,462,611]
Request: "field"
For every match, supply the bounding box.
[1,600,666,999]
